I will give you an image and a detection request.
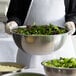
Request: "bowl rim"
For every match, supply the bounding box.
[2,72,45,76]
[11,26,70,36]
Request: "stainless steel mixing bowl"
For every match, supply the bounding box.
[42,63,76,76]
[11,26,70,55]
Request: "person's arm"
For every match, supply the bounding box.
[64,0,76,34]
[7,0,31,26]
[65,0,76,25]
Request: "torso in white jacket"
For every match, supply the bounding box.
[24,0,65,26]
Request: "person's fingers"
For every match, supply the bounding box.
[5,21,18,34]
[6,21,18,29]
[65,21,75,35]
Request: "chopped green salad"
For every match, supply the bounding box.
[42,57,76,68]
[12,24,68,35]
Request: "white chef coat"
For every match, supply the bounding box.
[16,0,76,68]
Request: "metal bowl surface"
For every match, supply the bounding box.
[11,26,69,55]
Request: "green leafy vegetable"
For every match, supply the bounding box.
[42,57,76,68]
[13,24,68,35]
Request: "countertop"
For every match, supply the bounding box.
[0,33,18,62]
[22,68,45,74]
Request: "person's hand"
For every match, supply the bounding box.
[5,21,18,34]
[64,21,75,35]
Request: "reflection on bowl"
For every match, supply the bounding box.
[2,72,45,76]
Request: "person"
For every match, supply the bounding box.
[5,0,76,68]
